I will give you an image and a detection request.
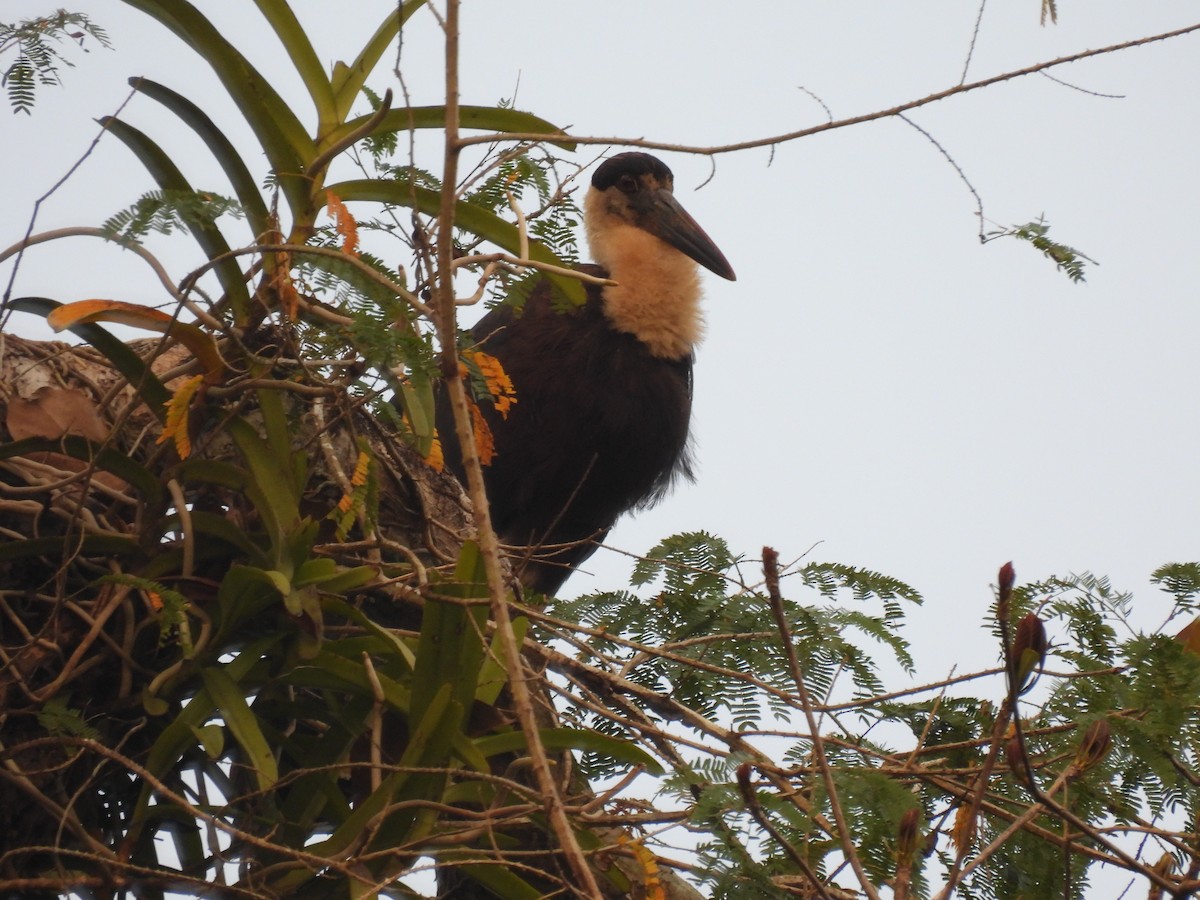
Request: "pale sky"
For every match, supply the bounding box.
[5,0,1200,687]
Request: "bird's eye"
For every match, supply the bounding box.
[616,174,639,194]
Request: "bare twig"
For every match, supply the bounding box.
[763,546,882,900]
[431,3,601,896]
[456,23,1200,156]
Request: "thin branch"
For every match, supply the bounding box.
[763,547,882,900]
[431,3,601,897]
[456,22,1200,156]
[896,113,985,240]
[960,0,988,85]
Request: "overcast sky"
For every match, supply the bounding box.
[5,1,1200,686]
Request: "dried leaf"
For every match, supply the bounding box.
[1176,616,1200,655]
[6,386,108,441]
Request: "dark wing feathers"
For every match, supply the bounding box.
[436,270,693,594]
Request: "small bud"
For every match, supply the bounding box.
[951,802,976,853]
[1071,718,1111,776]
[1005,735,1026,777]
[1012,612,1048,695]
[897,807,921,859]
[735,762,756,805]
[998,561,1015,603]
[1152,851,1175,877]
[1149,851,1176,900]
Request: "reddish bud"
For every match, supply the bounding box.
[1012,612,1048,695]
[735,762,756,805]
[897,807,921,859]
[1072,718,1112,776]
[1005,735,1026,777]
[998,561,1015,599]
[997,561,1016,621]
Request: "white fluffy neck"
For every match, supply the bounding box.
[585,196,704,360]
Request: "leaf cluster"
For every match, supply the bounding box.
[1,10,110,114]
[985,216,1095,283]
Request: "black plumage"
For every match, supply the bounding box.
[438,153,735,594]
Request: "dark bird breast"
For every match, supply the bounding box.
[438,265,694,595]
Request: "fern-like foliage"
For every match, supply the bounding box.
[1151,561,1200,610]
[101,189,244,241]
[548,532,921,770]
[985,216,1095,282]
[1,11,110,114]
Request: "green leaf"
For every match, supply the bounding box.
[38,696,101,740]
[331,0,428,120]
[216,565,289,637]
[200,666,279,791]
[329,105,575,153]
[227,417,301,543]
[117,0,315,219]
[295,683,451,863]
[326,178,587,306]
[411,542,489,729]
[396,373,437,458]
[293,647,411,712]
[0,534,143,562]
[452,862,544,900]
[172,509,264,560]
[250,0,335,124]
[130,77,271,245]
[322,597,417,670]
[294,557,338,586]
[100,116,253,314]
[311,564,376,594]
[191,723,225,758]
[475,615,526,705]
[134,633,283,829]
[473,728,664,775]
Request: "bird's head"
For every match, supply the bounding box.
[584,153,736,282]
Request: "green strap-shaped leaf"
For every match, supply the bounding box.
[475,615,527,705]
[251,0,335,124]
[331,0,428,121]
[130,77,271,242]
[227,417,301,544]
[473,728,665,775]
[396,372,437,458]
[132,633,283,831]
[101,116,253,316]
[118,0,315,218]
[200,665,279,791]
[322,597,417,671]
[411,542,489,728]
[292,647,412,712]
[0,534,142,562]
[328,105,575,154]
[291,683,452,862]
[7,297,170,416]
[326,178,586,305]
[178,458,249,490]
[450,861,544,900]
